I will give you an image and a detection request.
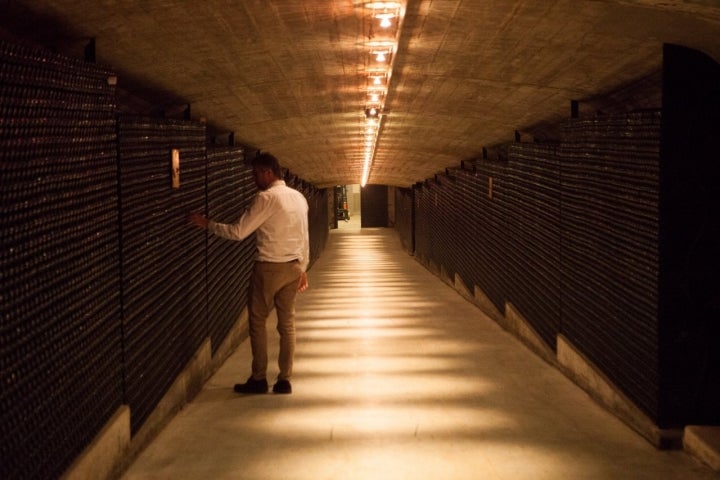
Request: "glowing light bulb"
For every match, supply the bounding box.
[380,16,392,28]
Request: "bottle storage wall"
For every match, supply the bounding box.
[412,183,433,268]
[394,188,414,253]
[0,41,123,479]
[1,38,331,478]
[406,44,720,428]
[559,111,661,422]
[287,174,329,265]
[410,111,663,422]
[429,174,464,282]
[414,160,508,314]
[453,161,509,314]
[505,144,562,350]
[117,116,210,434]
[309,188,330,264]
[410,112,663,421]
[206,147,256,353]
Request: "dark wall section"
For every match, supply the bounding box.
[505,144,562,348]
[361,184,388,227]
[413,161,508,313]
[206,148,256,355]
[286,173,329,266]
[559,111,661,423]
[117,116,208,434]
[400,44,720,428]
[305,184,330,266]
[0,40,123,480]
[456,161,508,313]
[394,188,414,253]
[0,40,329,479]
[659,44,720,425]
[409,111,663,424]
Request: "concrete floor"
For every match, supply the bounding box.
[122,218,719,480]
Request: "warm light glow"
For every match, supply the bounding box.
[366,40,396,49]
[375,10,397,28]
[358,3,403,186]
[361,162,371,187]
[132,223,663,479]
[364,1,402,10]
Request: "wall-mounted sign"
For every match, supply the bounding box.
[171,149,180,189]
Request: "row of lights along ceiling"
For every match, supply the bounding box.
[358,1,405,187]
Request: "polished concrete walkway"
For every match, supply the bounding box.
[122,219,718,479]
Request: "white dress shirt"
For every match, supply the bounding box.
[208,180,310,272]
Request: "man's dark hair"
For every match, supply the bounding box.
[252,152,282,178]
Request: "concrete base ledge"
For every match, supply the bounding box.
[212,309,250,373]
[556,334,682,449]
[415,254,440,277]
[62,309,249,480]
[439,265,452,285]
[473,285,505,325]
[448,272,505,325]
[61,406,131,480]
[684,426,720,471]
[126,337,213,463]
[453,272,472,300]
[505,303,558,367]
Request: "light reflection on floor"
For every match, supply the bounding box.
[122,224,718,480]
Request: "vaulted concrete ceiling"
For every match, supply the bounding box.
[2,1,720,188]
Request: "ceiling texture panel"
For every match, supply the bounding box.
[1,0,719,187]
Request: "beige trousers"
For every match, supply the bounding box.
[248,261,302,381]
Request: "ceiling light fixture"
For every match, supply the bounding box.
[364,2,402,11]
[377,13,394,28]
[368,2,400,29]
[365,107,380,118]
[368,71,388,85]
[366,40,396,49]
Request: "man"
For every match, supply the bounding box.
[189,153,309,394]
